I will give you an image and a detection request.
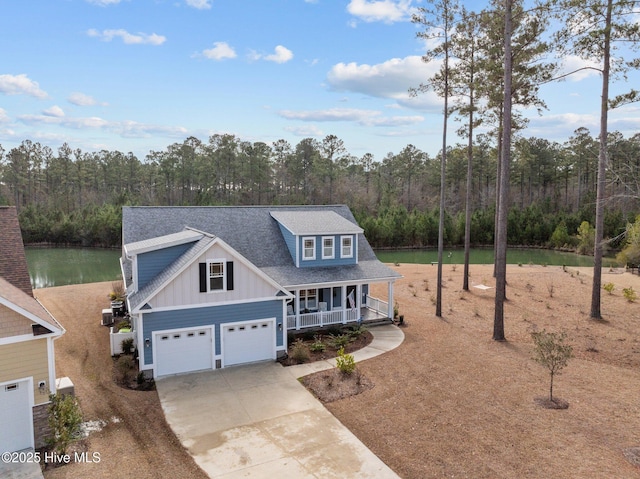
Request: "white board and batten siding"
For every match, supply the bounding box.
[149,243,278,309]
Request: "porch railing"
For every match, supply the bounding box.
[287,308,360,330]
[365,295,388,316]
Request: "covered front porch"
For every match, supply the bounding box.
[286,281,394,331]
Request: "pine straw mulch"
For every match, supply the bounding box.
[301,368,375,403]
[322,264,640,479]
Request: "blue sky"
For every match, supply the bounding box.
[1,0,639,162]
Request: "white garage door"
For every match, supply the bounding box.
[0,379,33,452]
[155,328,213,377]
[222,320,275,367]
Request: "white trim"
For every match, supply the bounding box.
[137,295,289,313]
[47,336,56,395]
[0,333,39,346]
[302,236,316,261]
[220,317,276,368]
[0,296,63,337]
[340,235,354,258]
[205,258,227,293]
[322,236,335,259]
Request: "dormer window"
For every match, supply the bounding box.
[322,236,335,259]
[341,236,353,258]
[303,237,316,260]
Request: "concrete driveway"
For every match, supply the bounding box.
[156,324,403,479]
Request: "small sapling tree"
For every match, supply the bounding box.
[531,329,573,406]
[47,393,83,455]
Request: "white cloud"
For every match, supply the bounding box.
[326,55,441,108]
[284,125,324,137]
[265,45,294,63]
[558,55,601,81]
[279,107,423,127]
[43,105,65,117]
[87,29,166,46]
[68,92,107,106]
[0,108,9,123]
[200,42,237,60]
[17,113,188,139]
[0,74,48,99]
[251,45,294,64]
[185,0,211,9]
[347,0,414,23]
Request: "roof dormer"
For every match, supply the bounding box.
[270,210,362,268]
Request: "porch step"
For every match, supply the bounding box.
[362,317,394,328]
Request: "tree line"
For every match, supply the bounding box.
[0,130,638,249]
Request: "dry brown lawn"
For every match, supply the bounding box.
[36,282,208,479]
[34,264,640,479]
[326,264,640,479]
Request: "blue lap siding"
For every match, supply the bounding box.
[141,299,284,365]
[138,243,195,289]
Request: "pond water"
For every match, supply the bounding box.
[25,247,122,289]
[24,246,617,288]
[375,248,618,268]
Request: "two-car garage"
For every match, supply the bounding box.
[153,319,276,377]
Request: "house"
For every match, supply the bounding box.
[121,205,401,378]
[0,206,65,452]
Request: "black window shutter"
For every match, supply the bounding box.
[226,261,234,291]
[199,263,207,292]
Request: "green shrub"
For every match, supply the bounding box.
[121,337,134,355]
[309,335,326,352]
[115,354,136,384]
[603,282,615,294]
[623,287,637,303]
[290,339,310,363]
[47,393,83,455]
[348,325,368,339]
[328,333,352,350]
[335,347,356,375]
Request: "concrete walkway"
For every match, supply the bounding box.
[0,449,45,479]
[156,324,404,479]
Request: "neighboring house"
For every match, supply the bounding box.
[121,205,401,378]
[0,206,65,452]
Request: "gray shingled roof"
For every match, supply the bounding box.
[269,210,363,235]
[122,205,400,293]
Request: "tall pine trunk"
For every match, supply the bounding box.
[494,0,513,341]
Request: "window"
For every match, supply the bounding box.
[303,237,316,260]
[209,261,225,290]
[299,289,317,311]
[341,236,353,258]
[322,236,335,259]
[199,261,233,293]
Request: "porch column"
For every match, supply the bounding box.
[356,284,362,320]
[341,285,347,324]
[388,281,394,319]
[295,290,300,330]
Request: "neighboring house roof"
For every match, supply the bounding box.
[0,276,64,338]
[0,206,33,296]
[122,205,401,290]
[269,210,363,235]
